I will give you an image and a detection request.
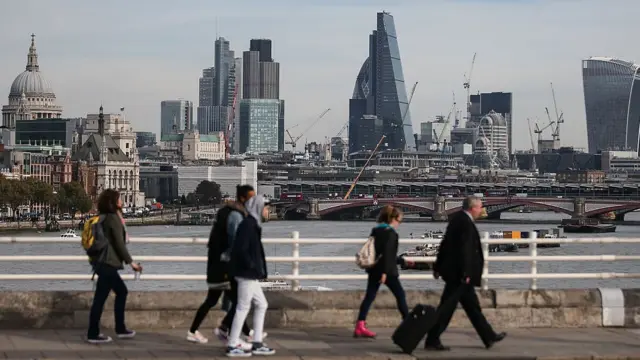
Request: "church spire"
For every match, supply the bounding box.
[98,105,105,136]
[26,34,39,72]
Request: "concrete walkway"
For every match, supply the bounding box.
[0,327,639,360]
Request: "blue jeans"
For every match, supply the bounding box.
[357,273,409,321]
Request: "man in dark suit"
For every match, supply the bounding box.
[425,196,506,350]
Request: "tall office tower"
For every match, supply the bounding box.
[469,92,513,153]
[197,37,238,135]
[240,39,284,154]
[232,57,243,154]
[583,57,640,153]
[348,12,415,153]
[160,100,193,138]
[250,39,273,62]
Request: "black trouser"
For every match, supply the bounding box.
[426,282,496,346]
[87,265,128,338]
[357,273,409,321]
[190,279,250,335]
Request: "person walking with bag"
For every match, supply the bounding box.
[187,185,256,346]
[85,189,142,344]
[354,205,410,339]
[425,195,506,351]
[226,196,275,357]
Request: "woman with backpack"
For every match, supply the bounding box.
[86,189,142,344]
[354,205,410,339]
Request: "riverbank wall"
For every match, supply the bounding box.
[1,289,637,329]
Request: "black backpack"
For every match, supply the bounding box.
[206,205,244,284]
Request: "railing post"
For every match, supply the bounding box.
[481,231,490,290]
[529,231,538,290]
[291,231,300,291]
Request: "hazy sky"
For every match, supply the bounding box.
[0,0,636,151]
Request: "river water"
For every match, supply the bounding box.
[1,211,640,291]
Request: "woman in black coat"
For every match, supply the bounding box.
[354,205,410,338]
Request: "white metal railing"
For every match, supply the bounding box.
[1,232,640,291]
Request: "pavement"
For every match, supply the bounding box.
[0,327,639,360]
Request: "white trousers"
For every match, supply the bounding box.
[228,277,268,346]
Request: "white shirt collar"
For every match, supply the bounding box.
[464,210,475,222]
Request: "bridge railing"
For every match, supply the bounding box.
[1,233,639,291]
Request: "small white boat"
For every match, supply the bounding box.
[259,272,333,291]
[60,229,79,239]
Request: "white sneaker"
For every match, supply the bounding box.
[187,330,208,344]
[246,330,268,342]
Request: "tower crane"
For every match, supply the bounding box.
[534,120,555,145]
[462,53,477,127]
[550,82,564,143]
[432,92,456,151]
[285,108,331,151]
[527,118,536,153]
[403,81,418,150]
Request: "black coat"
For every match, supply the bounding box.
[229,215,268,280]
[206,203,246,284]
[434,211,484,287]
[367,225,400,277]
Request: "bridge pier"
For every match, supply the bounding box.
[308,199,320,220]
[432,196,448,222]
[572,197,586,219]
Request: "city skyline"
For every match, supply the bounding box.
[0,0,638,151]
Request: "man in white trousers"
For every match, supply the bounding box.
[226,196,275,357]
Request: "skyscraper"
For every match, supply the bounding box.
[348,12,415,153]
[583,57,640,153]
[239,39,284,153]
[197,37,238,136]
[160,100,193,138]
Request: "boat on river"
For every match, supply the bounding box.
[259,273,332,291]
[561,218,616,233]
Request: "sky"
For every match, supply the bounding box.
[0,0,637,151]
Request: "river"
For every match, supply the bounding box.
[1,211,640,291]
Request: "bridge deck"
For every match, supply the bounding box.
[2,327,639,360]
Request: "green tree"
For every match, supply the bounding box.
[23,178,55,210]
[194,180,222,205]
[57,181,93,215]
[0,175,9,217]
[5,180,28,222]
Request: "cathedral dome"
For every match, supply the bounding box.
[8,34,55,98]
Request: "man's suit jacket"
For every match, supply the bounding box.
[434,211,484,287]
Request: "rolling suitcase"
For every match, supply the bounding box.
[392,304,437,354]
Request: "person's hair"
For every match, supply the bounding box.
[462,195,481,211]
[97,189,120,214]
[236,185,255,201]
[377,205,403,224]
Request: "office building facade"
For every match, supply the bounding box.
[582,57,640,153]
[348,12,415,153]
[469,92,513,153]
[160,100,193,138]
[239,99,280,153]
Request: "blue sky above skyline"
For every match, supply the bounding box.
[0,0,636,151]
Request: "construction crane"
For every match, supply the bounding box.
[534,120,555,144]
[550,82,564,143]
[526,118,536,153]
[343,135,386,200]
[225,83,239,161]
[285,108,331,151]
[432,92,456,151]
[335,121,348,138]
[462,53,477,127]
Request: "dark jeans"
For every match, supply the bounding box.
[357,273,409,321]
[426,282,496,346]
[87,265,128,338]
[190,279,250,335]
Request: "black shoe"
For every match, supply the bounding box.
[485,332,506,349]
[424,342,450,351]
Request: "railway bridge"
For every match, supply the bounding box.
[272,197,640,221]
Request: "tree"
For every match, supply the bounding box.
[23,178,55,212]
[5,180,28,222]
[194,180,222,205]
[57,181,93,215]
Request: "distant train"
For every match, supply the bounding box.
[438,188,511,197]
[280,192,304,201]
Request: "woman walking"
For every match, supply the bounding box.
[86,189,142,344]
[354,205,410,338]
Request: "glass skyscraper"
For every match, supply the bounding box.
[239,99,280,153]
[583,57,640,153]
[348,12,415,153]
